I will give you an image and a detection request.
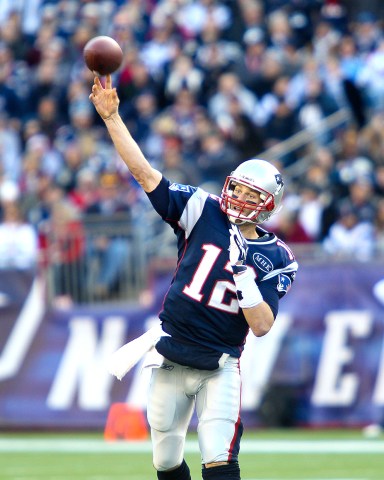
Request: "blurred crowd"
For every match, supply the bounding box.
[1,0,384,296]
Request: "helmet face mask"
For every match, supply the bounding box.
[220,159,284,225]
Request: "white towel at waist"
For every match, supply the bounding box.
[107,324,168,380]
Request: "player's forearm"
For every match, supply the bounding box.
[243,302,274,337]
[104,113,162,192]
[232,269,274,336]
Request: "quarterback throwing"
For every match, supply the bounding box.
[90,75,298,480]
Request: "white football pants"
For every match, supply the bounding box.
[147,356,242,471]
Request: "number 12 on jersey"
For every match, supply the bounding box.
[183,244,240,313]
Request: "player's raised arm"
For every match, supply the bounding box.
[89,74,162,192]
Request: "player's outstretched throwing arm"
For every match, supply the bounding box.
[89,74,162,193]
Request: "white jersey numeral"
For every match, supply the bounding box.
[183,244,239,313]
[183,244,221,301]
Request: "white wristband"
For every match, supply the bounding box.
[233,267,263,309]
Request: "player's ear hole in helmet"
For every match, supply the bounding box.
[220,159,284,224]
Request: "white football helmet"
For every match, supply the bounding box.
[220,159,284,224]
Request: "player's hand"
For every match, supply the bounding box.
[89,74,119,120]
[229,225,248,270]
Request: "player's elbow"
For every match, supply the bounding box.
[138,167,162,192]
[245,303,274,337]
[252,322,272,337]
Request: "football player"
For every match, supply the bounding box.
[90,75,298,480]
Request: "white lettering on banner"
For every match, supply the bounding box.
[311,311,372,406]
[239,312,292,410]
[0,277,45,381]
[372,336,384,405]
[47,316,126,410]
[43,309,383,414]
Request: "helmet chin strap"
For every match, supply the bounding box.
[228,215,254,226]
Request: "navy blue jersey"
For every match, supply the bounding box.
[147,177,298,368]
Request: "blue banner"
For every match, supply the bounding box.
[0,264,383,429]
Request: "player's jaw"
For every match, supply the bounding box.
[227,197,256,224]
[225,189,262,225]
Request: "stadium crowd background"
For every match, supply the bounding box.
[1,0,384,300]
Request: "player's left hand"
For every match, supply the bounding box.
[229,225,248,267]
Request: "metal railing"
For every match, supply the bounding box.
[42,213,147,305]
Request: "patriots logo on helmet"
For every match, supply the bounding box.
[275,174,284,186]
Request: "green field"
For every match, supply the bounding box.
[1,429,383,480]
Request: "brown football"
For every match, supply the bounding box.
[83,36,123,76]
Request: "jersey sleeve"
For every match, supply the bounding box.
[145,176,171,218]
[146,176,208,234]
[254,237,298,318]
[258,277,280,319]
[257,265,296,319]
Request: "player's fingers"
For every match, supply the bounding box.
[106,74,112,89]
[89,94,98,105]
[91,85,99,101]
[94,76,102,88]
